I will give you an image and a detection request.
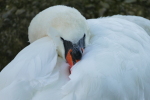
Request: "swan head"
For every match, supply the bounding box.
[28,5,91,67]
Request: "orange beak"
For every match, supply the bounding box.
[66,49,74,68]
[66,49,81,69]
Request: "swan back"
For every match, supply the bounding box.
[61,17,150,100]
[112,15,150,36]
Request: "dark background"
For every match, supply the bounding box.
[0,0,150,71]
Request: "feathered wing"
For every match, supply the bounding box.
[61,17,150,100]
[112,15,150,35]
[0,37,64,100]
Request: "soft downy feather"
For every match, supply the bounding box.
[112,15,150,35]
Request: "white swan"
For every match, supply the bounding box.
[0,5,150,100]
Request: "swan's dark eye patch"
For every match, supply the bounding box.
[78,34,85,49]
[61,34,85,57]
[61,37,73,58]
[61,34,86,66]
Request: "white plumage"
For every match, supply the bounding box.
[0,5,150,100]
[62,17,150,100]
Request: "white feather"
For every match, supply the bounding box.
[112,15,150,35]
[62,17,150,100]
[0,37,69,100]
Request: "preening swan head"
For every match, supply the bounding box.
[28,5,91,67]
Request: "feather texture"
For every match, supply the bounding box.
[61,17,150,100]
[0,37,69,100]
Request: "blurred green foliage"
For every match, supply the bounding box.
[0,0,150,71]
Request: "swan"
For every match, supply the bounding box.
[0,5,150,100]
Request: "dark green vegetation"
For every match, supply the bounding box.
[0,0,150,71]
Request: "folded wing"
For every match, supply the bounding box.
[0,37,62,100]
[61,17,150,100]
